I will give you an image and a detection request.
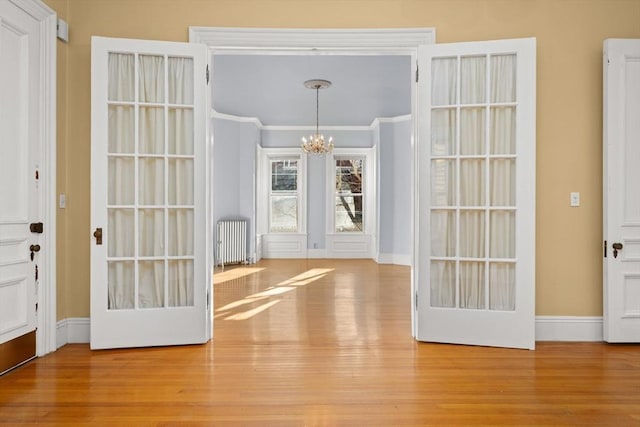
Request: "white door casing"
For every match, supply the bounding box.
[90,36,211,349]
[603,39,640,343]
[416,38,536,349]
[0,0,56,359]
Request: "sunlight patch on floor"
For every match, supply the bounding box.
[223,300,282,321]
[216,268,334,320]
[213,267,265,285]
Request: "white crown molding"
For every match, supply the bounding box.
[189,27,436,52]
[213,110,411,132]
[211,110,263,127]
[263,125,372,132]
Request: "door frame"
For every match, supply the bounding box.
[189,27,435,336]
[8,0,57,357]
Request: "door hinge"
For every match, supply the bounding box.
[604,240,607,258]
[415,292,418,310]
[35,169,39,180]
[206,65,210,85]
[415,65,419,83]
[206,289,210,310]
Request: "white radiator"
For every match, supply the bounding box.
[216,220,247,267]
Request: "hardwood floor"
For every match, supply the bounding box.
[1,259,639,426]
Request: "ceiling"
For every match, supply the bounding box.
[212,54,412,126]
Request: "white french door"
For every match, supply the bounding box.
[416,38,536,349]
[603,39,640,343]
[90,36,211,349]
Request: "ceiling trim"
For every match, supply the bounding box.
[189,27,436,53]
[212,109,411,131]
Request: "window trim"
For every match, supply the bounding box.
[326,147,376,236]
[259,148,307,235]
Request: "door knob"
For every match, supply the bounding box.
[612,242,623,258]
[93,228,103,245]
[29,244,40,261]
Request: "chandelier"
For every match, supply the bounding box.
[301,79,334,155]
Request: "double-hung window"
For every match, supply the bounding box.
[334,157,365,232]
[269,157,300,233]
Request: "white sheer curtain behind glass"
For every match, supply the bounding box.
[430,53,516,311]
[107,53,195,310]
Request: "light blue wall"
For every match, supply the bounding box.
[261,128,374,249]
[213,120,411,258]
[377,119,412,258]
[213,118,260,260]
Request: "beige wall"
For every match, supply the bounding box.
[45,0,640,319]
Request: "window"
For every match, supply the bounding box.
[269,158,300,233]
[334,157,365,233]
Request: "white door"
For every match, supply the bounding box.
[603,39,640,343]
[90,36,211,349]
[0,0,43,370]
[416,38,536,349]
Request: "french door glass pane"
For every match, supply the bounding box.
[139,55,164,103]
[108,209,134,257]
[430,210,456,257]
[431,159,456,206]
[490,211,515,258]
[335,195,363,232]
[460,56,486,104]
[431,261,455,308]
[460,159,485,206]
[108,53,134,102]
[108,106,134,153]
[108,261,134,310]
[490,54,516,103]
[460,108,486,155]
[168,57,194,105]
[431,57,457,106]
[431,109,456,155]
[168,260,194,307]
[460,210,485,258]
[168,209,194,256]
[489,262,515,311]
[139,158,164,205]
[490,107,516,154]
[139,209,164,257]
[168,108,194,155]
[460,261,485,309]
[168,158,194,205]
[271,196,298,233]
[490,159,515,206]
[139,107,164,154]
[108,157,134,205]
[139,261,164,308]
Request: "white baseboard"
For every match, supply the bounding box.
[535,316,603,341]
[377,253,411,266]
[52,315,603,348]
[56,317,90,347]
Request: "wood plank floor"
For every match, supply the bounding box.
[1,259,639,426]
